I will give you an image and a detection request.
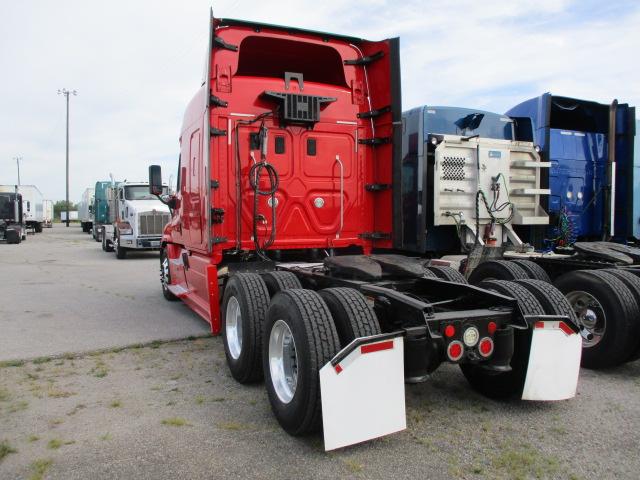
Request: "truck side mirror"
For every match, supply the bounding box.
[149,165,163,195]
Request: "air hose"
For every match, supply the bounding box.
[248,126,279,259]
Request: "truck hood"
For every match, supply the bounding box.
[126,199,170,214]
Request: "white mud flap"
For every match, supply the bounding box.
[320,335,406,451]
[522,320,582,401]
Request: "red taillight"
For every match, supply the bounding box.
[444,325,456,338]
[478,337,494,358]
[447,341,464,361]
[487,321,497,335]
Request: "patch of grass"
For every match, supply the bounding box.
[29,458,53,480]
[7,400,29,413]
[150,340,162,349]
[0,440,18,462]
[166,400,176,406]
[32,357,51,365]
[493,444,560,480]
[109,400,122,408]
[28,435,40,443]
[194,395,205,405]
[343,459,363,473]
[212,397,225,402]
[47,438,75,450]
[0,387,9,402]
[93,368,108,378]
[218,421,245,431]
[169,374,182,381]
[161,417,190,427]
[26,373,39,380]
[47,438,62,450]
[47,388,75,398]
[99,433,111,441]
[0,359,25,368]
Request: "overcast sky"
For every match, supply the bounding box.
[1,0,638,201]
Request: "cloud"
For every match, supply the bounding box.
[0,0,637,201]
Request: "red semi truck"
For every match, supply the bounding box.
[148,12,582,450]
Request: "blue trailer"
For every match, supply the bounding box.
[506,94,636,243]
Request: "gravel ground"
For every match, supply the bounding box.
[0,224,208,362]
[0,338,639,480]
[1,224,640,479]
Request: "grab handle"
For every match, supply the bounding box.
[335,155,344,239]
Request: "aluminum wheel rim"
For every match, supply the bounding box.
[566,290,606,348]
[225,296,242,360]
[268,319,298,404]
[161,256,170,288]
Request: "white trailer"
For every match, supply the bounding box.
[0,185,44,233]
[78,187,95,233]
[60,211,79,221]
[42,200,54,228]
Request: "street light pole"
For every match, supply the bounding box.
[58,88,77,227]
[13,156,22,185]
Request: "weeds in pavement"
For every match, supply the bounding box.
[109,400,122,408]
[0,360,24,368]
[343,459,363,473]
[161,417,190,427]
[29,458,52,480]
[0,440,18,462]
[28,435,40,443]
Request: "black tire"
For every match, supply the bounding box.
[604,269,640,361]
[160,249,178,301]
[460,280,544,399]
[554,270,640,369]
[510,260,551,283]
[101,229,107,251]
[34,223,43,233]
[221,273,270,383]
[115,236,127,260]
[94,229,101,242]
[514,279,578,324]
[263,289,340,435]
[468,260,529,284]
[262,271,302,297]
[6,229,20,244]
[422,267,438,278]
[319,287,381,348]
[427,265,468,284]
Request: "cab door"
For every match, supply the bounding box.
[187,130,203,247]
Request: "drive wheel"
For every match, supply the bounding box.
[221,273,270,383]
[101,228,107,251]
[263,289,340,435]
[262,271,302,297]
[160,249,178,301]
[319,287,381,347]
[34,223,43,233]
[468,260,529,284]
[510,260,551,283]
[553,270,640,369]
[115,235,127,259]
[460,280,544,399]
[426,265,468,284]
[603,269,640,361]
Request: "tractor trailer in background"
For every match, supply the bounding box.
[0,185,44,233]
[147,14,582,451]
[42,200,53,228]
[78,187,95,234]
[92,181,111,242]
[506,93,636,244]
[399,103,640,370]
[0,189,25,244]
[101,181,169,259]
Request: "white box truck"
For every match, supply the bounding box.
[43,200,53,228]
[78,187,95,233]
[0,185,44,233]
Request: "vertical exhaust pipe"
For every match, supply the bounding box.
[604,99,617,240]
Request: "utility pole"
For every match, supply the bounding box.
[58,88,77,227]
[13,156,22,185]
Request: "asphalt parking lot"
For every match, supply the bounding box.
[1,225,640,479]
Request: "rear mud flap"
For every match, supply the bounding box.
[522,320,582,401]
[320,334,406,451]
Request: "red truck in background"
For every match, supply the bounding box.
[149,12,581,450]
